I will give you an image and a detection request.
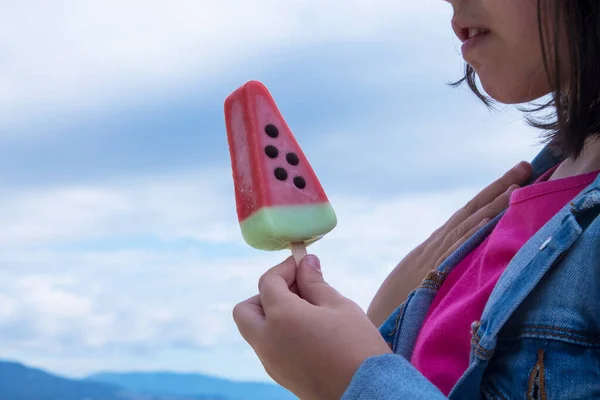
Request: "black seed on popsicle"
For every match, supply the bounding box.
[274,168,288,181]
[293,176,306,189]
[265,124,279,138]
[265,145,278,158]
[286,152,299,166]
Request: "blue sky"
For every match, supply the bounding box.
[0,0,544,383]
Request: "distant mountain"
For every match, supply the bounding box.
[87,372,297,400]
[0,360,124,400]
[0,360,229,400]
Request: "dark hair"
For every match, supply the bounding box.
[451,0,600,159]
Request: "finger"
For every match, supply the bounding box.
[289,282,299,296]
[434,218,490,269]
[460,183,518,234]
[420,163,530,268]
[444,161,531,232]
[258,256,298,293]
[258,257,298,311]
[437,183,518,257]
[420,173,522,266]
[297,255,343,307]
[232,295,265,344]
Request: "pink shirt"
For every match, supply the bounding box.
[410,167,600,395]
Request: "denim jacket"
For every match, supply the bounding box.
[342,146,600,399]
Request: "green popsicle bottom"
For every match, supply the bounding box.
[240,203,337,251]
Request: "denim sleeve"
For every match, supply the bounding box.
[341,354,448,400]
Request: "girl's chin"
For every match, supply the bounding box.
[478,75,550,104]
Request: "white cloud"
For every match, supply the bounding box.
[0,0,452,130]
[0,167,240,246]
[0,165,494,380]
[303,99,544,201]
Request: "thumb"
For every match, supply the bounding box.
[297,255,342,306]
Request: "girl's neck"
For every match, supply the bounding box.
[550,139,600,180]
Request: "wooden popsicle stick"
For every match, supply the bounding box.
[291,242,307,265]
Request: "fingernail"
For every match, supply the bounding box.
[303,255,321,271]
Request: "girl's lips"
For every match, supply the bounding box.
[451,19,490,43]
[461,31,491,55]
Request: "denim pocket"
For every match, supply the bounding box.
[480,334,600,399]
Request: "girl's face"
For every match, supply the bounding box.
[446,0,563,104]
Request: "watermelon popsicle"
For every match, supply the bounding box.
[224,80,337,263]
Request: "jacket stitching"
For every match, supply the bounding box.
[388,298,409,339]
[473,341,493,359]
[527,349,547,400]
[470,321,494,359]
[417,283,441,290]
[520,324,600,339]
[418,269,448,291]
[518,330,600,345]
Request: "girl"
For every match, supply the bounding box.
[233,1,600,399]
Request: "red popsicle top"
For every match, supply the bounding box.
[224,81,330,223]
